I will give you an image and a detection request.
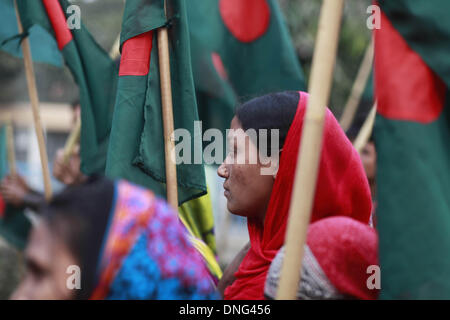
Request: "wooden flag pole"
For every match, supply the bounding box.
[276,0,345,300]
[6,118,16,176]
[353,103,377,154]
[339,38,374,132]
[109,34,121,60]
[62,117,81,164]
[14,1,52,200]
[157,26,179,209]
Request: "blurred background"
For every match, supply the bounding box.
[0,0,371,297]
[0,0,372,113]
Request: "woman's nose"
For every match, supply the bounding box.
[217,162,228,179]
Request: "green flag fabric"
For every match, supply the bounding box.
[186,0,306,137]
[106,0,206,205]
[5,0,117,175]
[375,0,450,299]
[0,0,63,66]
[0,125,31,250]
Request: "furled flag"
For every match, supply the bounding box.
[1,0,117,174]
[375,0,450,299]
[0,125,31,250]
[106,0,206,205]
[0,0,63,66]
[186,0,306,138]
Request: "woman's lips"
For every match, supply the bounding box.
[223,183,230,198]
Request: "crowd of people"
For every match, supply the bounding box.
[0,91,379,300]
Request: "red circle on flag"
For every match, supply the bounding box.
[219,0,271,43]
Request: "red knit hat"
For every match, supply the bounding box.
[307,216,379,300]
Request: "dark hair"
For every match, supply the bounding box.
[235,91,299,156]
[42,176,115,299]
[347,125,374,143]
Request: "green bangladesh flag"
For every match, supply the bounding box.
[106,0,206,205]
[0,125,31,250]
[0,0,63,66]
[2,0,117,174]
[375,0,450,299]
[186,0,306,137]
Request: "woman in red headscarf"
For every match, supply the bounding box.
[217,91,372,300]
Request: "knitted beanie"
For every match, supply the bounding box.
[264,216,379,300]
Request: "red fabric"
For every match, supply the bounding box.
[224,91,372,300]
[42,0,73,50]
[307,216,379,300]
[0,195,4,218]
[375,10,445,123]
[119,32,153,77]
[219,0,270,43]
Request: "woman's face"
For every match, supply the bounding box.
[218,116,275,222]
[11,222,77,300]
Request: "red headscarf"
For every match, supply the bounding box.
[224,91,372,300]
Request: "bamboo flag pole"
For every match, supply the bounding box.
[14,1,52,200]
[6,118,16,176]
[62,117,81,164]
[157,7,178,209]
[109,34,121,60]
[353,103,377,154]
[109,0,126,60]
[276,0,345,300]
[339,38,374,132]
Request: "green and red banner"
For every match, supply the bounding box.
[187,0,306,137]
[105,0,206,205]
[375,0,450,299]
[2,0,117,175]
[0,0,63,66]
